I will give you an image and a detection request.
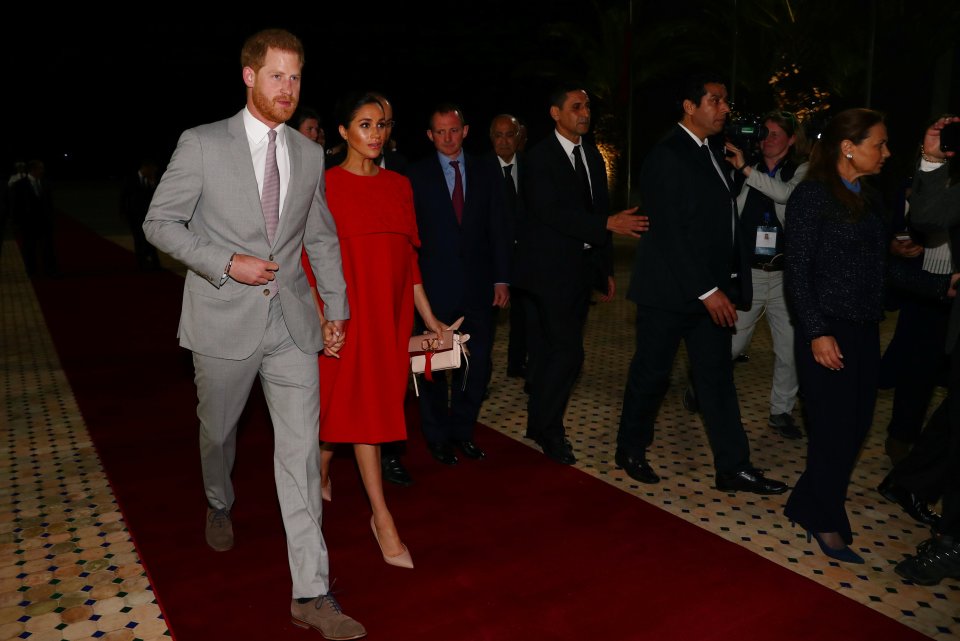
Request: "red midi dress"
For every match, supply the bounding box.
[302,167,421,443]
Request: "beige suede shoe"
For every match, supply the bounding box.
[291,594,367,640]
[204,507,233,552]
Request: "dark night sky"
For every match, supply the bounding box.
[7,2,959,194]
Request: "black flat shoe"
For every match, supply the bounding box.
[452,439,485,460]
[614,450,660,484]
[427,441,458,465]
[381,455,413,487]
[878,475,941,528]
[716,468,788,495]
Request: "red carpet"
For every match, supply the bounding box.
[29,216,929,641]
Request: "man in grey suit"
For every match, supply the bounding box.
[143,29,365,639]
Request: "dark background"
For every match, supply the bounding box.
[6,1,959,203]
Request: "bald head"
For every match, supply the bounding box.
[490,114,520,163]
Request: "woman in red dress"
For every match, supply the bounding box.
[304,92,443,569]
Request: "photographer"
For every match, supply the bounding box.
[724,110,809,438]
[894,115,960,585]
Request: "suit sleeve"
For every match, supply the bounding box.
[486,164,512,284]
[303,164,349,320]
[525,151,608,247]
[143,129,234,285]
[640,145,715,299]
[908,164,960,233]
[784,182,831,341]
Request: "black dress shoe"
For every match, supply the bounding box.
[878,475,941,527]
[453,439,485,460]
[427,441,458,465]
[715,468,788,495]
[614,450,660,484]
[538,437,576,465]
[381,455,413,487]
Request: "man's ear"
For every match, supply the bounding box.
[242,66,256,89]
[549,105,560,123]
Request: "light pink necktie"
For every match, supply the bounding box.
[262,129,280,244]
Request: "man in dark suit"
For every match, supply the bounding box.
[514,86,648,465]
[408,104,510,465]
[487,113,528,379]
[895,114,960,585]
[120,159,161,271]
[13,160,58,277]
[615,74,787,495]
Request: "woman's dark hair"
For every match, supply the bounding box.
[805,108,885,216]
[290,107,321,132]
[335,92,384,130]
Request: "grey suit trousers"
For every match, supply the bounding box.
[193,296,327,598]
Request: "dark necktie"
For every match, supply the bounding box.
[502,164,517,207]
[262,129,280,244]
[573,145,593,213]
[451,160,464,224]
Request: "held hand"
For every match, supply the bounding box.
[811,336,844,370]
[492,284,510,308]
[889,238,923,258]
[322,319,347,358]
[228,254,279,285]
[922,116,959,160]
[949,273,960,298]
[723,142,747,173]
[606,207,649,238]
[598,275,616,302]
[423,316,447,345]
[702,290,738,327]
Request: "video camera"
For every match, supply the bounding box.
[723,117,768,164]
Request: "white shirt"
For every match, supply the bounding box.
[242,107,291,218]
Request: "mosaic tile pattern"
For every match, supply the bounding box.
[3,216,959,639]
[481,238,959,640]
[0,239,170,641]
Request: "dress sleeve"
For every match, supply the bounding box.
[400,177,423,285]
[300,245,317,288]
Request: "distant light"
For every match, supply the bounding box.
[63,153,69,158]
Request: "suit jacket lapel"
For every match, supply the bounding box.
[228,113,270,243]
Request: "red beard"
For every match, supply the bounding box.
[252,86,298,124]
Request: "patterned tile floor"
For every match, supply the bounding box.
[2,218,958,639]
[0,239,170,641]
[481,238,959,640]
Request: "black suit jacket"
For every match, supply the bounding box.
[514,133,612,296]
[627,125,752,312]
[408,152,510,316]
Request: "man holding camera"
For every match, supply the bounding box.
[895,115,960,585]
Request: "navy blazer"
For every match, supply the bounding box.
[514,133,612,296]
[627,125,752,312]
[408,152,510,316]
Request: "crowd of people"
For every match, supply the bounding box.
[128,27,960,640]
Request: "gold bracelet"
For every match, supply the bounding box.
[920,144,947,164]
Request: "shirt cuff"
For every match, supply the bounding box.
[698,287,718,300]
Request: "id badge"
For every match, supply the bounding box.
[755,225,777,256]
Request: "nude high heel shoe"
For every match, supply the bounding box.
[370,516,413,569]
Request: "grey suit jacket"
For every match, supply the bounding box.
[907,163,960,351]
[144,109,348,360]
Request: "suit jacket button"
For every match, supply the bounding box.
[263,289,270,296]
[269,254,274,261]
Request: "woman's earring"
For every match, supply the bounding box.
[845,152,853,159]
